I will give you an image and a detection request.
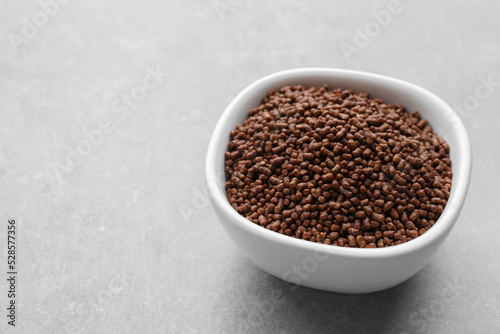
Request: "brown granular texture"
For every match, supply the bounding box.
[224,85,452,248]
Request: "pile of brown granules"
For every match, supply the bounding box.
[224,85,452,248]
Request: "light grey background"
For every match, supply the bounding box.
[1,0,499,333]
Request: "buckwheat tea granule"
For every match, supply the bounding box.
[224,85,452,248]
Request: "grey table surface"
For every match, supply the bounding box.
[1,0,499,333]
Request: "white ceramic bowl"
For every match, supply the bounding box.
[206,68,472,294]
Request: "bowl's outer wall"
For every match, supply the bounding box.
[212,201,453,294]
[207,69,471,293]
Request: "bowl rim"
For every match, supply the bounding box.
[206,68,472,259]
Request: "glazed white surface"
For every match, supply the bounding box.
[206,69,471,293]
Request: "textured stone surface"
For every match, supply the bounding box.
[0,0,499,333]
